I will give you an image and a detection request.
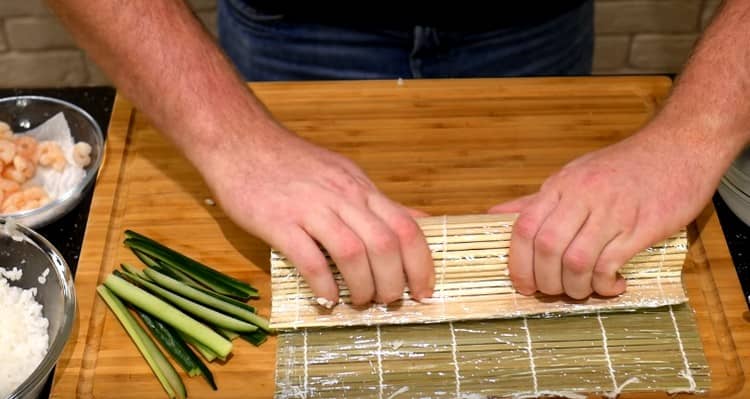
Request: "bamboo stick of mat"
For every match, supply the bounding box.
[270,214,689,329]
[274,304,709,399]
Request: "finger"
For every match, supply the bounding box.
[592,236,635,297]
[508,191,560,295]
[533,197,589,295]
[302,209,375,305]
[368,195,435,301]
[561,210,622,300]
[337,199,407,305]
[270,225,339,306]
[488,194,537,214]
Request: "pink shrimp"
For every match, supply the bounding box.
[14,136,38,161]
[0,178,20,197]
[0,139,15,165]
[72,141,92,167]
[2,155,35,183]
[20,186,50,211]
[37,141,67,172]
[0,121,12,140]
[1,191,26,214]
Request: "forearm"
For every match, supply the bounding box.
[45,0,278,168]
[646,0,750,174]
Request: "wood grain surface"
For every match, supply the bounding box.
[49,77,750,398]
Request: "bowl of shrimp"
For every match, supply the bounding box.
[0,96,104,228]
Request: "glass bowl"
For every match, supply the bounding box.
[0,95,104,228]
[1,219,76,399]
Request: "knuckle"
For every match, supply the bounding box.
[534,230,561,256]
[514,217,540,241]
[371,230,399,255]
[562,248,593,275]
[592,267,614,281]
[390,215,421,245]
[297,257,329,278]
[336,237,366,264]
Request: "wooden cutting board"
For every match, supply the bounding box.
[50,77,750,398]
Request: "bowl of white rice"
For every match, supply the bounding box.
[0,219,76,399]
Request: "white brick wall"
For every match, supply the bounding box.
[0,0,723,87]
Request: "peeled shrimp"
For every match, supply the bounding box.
[0,178,20,197]
[13,136,38,161]
[37,141,66,172]
[2,155,35,183]
[72,141,92,167]
[0,139,15,165]
[20,186,50,211]
[0,121,12,139]
[0,186,50,214]
[1,191,25,214]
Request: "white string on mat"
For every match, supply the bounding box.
[522,317,538,396]
[376,324,384,399]
[667,306,697,394]
[439,215,463,397]
[302,328,309,398]
[513,317,589,399]
[448,322,462,398]
[656,237,696,393]
[385,386,409,399]
[513,390,587,399]
[597,311,641,398]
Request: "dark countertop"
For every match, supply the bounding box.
[3,85,750,398]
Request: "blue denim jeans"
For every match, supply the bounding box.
[217,0,593,81]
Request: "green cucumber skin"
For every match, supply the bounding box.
[123,231,258,293]
[103,274,233,358]
[135,308,201,377]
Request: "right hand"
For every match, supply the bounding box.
[198,120,435,306]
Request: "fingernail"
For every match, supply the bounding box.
[414,296,443,304]
[315,297,336,309]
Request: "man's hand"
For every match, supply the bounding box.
[489,127,717,299]
[199,120,434,306]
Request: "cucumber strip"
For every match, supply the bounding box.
[215,327,240,341]
[135,309,218,390]
[131,247,164,270]
[134,307,201,377]
[181,332,224,362]
[143,268,271,332]
[185,280,257,314]
[103,274,232,358]
[123,231,258,297]
[125,239,254,300]
[97,286,187,399]
[120,263,148,280]
[124,271,259,333]
[132,248,205,288]
[240,330,269,347]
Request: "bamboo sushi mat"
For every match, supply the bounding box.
[274,304,709,398]
[270,214,689,329]
[271,214,708,397]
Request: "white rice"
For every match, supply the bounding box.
[0,267,49,398]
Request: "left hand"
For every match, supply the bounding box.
[489,127,718,299]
